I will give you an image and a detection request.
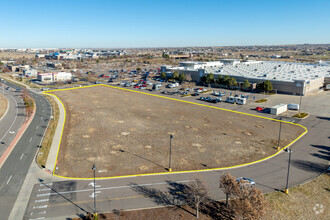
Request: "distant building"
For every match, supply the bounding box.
[161,60,330,95]
[8,64,30,72]
[23,69,38,77]
[37,72,72,82]
[46,62,62,69]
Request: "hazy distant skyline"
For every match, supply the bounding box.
[1,0,329,48]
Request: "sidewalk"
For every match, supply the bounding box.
[45,94,65,173]
[9,153,63,220]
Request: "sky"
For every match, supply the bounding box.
[0,0,329,48]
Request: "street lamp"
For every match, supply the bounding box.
[277,117,283,150]
[92,164,97,219]
[169,134,173,172]
[284,149,292,194]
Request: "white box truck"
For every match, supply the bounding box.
[226,96,247,105]
[270,104,287,115]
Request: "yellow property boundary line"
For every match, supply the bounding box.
[44,84,308,180]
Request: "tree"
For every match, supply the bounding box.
[185,74,192,82]
[200,75,207,84]
[172,71,179,80]
[136,67,141,71]
[256,81,273,93]
[242,79,251,90]
[216,75,224,84]
[184,178,209,218]
[96,59,100,64]
[162,53,170,59]
[160,72,167,79]
[220,173,268,219]
[220,173,237,207]
[205,73,214,84]
[263,80,273,92]
[223,75,231,86]
[227,77,237,88]
[179,73,186,82]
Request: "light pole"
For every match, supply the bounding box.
[284,149,292,194]
[92,164,97,219]
[277,117,282,150]
[169,134,173,172]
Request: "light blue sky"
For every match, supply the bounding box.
[1,0,329,48]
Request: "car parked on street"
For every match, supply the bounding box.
[236,177,256,187]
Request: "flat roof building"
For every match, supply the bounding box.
[161,60,330,95]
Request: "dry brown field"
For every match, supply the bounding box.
[52,85,305,178]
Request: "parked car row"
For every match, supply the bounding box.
[200,97,222,103]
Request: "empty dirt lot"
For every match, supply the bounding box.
[52,86,305,178]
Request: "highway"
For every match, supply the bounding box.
[0,80,52,220]
[23,114,329,219]
[0,84,26,158]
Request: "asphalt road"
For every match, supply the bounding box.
[0,80,52,220]
[23,114,329,219]
[0,84,26,158]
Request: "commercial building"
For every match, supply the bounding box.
[161,60,330,95]
[37,72,72,82]
[23,69,38,77]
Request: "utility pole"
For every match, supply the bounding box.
[284,149,292,194]
[277,117,282,150]
[169,134,173,172]
[92,164,97,219]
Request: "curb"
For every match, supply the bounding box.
[0,101,36,168]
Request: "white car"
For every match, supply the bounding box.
[236,177,256,187]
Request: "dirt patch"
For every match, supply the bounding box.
[0,93,8,119]
[52,86,305,178]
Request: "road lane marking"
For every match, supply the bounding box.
[20,154,24,160]
[29,137,33,142]
[36,180,194,197]
[6,175,12,184]
[35,199,49,203]
[37,211,46,215]
[39,183,52,187]
[33,205,48,209]
[29,217,45,220]
[36,125,38,129]
[38,188,51,192]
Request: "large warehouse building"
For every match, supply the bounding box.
[160,60,330,95]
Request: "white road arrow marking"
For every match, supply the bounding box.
[89,191,101,198]
[88,182,101,187]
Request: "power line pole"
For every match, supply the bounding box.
[92,164,97,219]
[284,149,292,194]
[277,117,283,150]
[169,134,173,172]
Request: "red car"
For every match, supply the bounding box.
[255,107,263,112]
[134,85,140,89]
[142,84,147,87]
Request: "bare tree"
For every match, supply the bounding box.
[220,173,268,219]
[185,74,192,82]
[220,173,238,207]
[184,178,209,218]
